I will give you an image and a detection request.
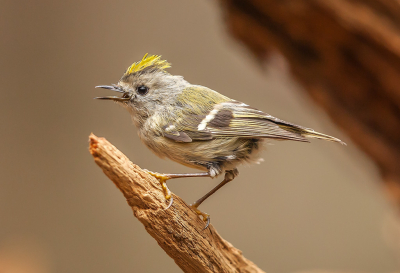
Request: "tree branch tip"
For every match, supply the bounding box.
[88,133,265,273]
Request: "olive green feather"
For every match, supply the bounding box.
[158,86,346,145]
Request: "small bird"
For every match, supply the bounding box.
[96,54,345,229]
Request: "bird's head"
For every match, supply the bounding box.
[96,54,188,126]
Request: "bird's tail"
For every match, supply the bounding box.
[276,122,346,145]
[300,128,346,145]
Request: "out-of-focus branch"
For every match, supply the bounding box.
[218,0,400,206]
[89,133,265,273]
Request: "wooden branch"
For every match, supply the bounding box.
[89,133,265,273]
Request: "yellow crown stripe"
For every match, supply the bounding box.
[125,53,171,75]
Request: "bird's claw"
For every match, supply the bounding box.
[165,195,173,210]
[190,204,211,230]
[145,170,174,209]
[203,215,211,230]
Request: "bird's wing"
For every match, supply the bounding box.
[162,98,310,143]
[198,101,344,144]
[199,101,309,142]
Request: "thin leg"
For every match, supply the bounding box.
[145,170,211,209]
[163,172,211,179]
[191,169,238,229]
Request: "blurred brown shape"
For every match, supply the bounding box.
[218,0,400,206]
[0,237,51,273]
[89,134,265,273]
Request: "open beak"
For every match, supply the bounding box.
[94,85,130,101]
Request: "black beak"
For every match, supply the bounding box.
[94,85,130,101]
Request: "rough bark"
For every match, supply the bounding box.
[218,0,400,206]
[89,133,265,273]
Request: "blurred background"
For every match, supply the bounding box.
[1,0,400,272]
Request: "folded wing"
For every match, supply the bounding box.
[162,101,319,143]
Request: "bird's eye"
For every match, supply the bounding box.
[137,85,149,95]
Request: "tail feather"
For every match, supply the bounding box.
[277,123,346,145]
[300,128,346,145]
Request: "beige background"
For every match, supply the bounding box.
[1,1,399,272]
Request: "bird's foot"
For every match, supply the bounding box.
[145,170,173,209]
[190,203,211,230]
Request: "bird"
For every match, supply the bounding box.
[95,53,345,229]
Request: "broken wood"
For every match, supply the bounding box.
[89,133,265,273]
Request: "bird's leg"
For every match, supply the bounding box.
[145,170,210,209]
[191,169,238,229]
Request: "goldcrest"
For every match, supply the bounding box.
[96,54,345,228]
